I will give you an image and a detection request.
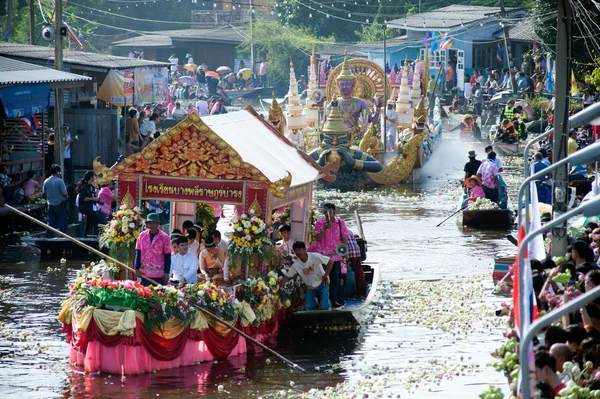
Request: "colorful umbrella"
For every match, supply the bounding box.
[216,66,232,74]
[178,76,196,86]
[184,63,198,72]
[237,68,254,79]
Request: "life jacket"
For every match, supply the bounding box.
[460,122,473,135]
[503,106,515,120]
[503,122,516,141]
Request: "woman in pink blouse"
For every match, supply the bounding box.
[97,180,116,224]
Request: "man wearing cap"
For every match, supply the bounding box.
[135,213,172,285]
[384,100,397,149]
[199,235,227,282]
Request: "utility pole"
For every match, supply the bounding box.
[29,0,34,44]
[249,0,254,75]
[383,23,387,153]
[551,0,571,256]
[54,0,65,183]
[500,0,517,93]
[4,0,13,42]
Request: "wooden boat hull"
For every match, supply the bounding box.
[493,142,521,156]
[291,262,381,328]
[461,209,514,230]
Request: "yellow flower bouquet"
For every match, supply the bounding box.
[99,205,144,252]
[227,209,274,266]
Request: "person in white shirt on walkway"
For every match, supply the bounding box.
[170,236,199,285]
[281,241,334,311]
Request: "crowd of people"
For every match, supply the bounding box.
[507,227,600,397]
[130,202,367,311]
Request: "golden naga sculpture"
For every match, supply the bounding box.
[267,91,286,135]
[367,95,428,185]
[358,123,383,162]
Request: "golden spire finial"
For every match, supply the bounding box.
[322,98,349,135]
[413,95,427,127]
[336,48,355,82]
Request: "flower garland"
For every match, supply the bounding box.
[99,205,144,251]
[466,197,499,211]
[241,273,280,323]
[188,283,237,321]
[227,209,273,266]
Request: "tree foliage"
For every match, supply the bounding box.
[531,0,600,83]
[240,19,332,88]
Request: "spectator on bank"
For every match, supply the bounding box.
[77,171,99,237]
[43,164,68,237]
[126,109,141,155]
[24,170,41,202]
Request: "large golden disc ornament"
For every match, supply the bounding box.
[326,58,392,104]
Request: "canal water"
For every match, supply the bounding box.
[0,129,518,398]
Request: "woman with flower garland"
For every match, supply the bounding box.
[280,241,334,311]
[134,213,172,285]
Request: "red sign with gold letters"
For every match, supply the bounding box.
[140,176,245,204]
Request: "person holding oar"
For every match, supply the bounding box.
[134,213,172,286]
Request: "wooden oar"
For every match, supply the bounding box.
[436,204,467,227]
[4,204,306,374]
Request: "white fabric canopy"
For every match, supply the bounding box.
[202,110,318,187]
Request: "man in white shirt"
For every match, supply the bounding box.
[186,228,200,256]
[170,236,199,285]
[276,224,295,267]
[140,114,158,145]
[384,100,397,149]
[281,241,334,310]
[212,230,228,251]
[171,102,187,119]
[195,96,210,116]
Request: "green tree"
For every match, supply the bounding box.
[240,20,332,88]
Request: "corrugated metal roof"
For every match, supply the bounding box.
[387,5,521,31]
[112,26,247,47]
[506,20,541,43]
[0,42,170,70]
[0,56,92,85]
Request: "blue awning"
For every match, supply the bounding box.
[0,84,50,119]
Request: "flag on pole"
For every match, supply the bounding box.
[440,34,454,49]
[528,181,547,262]
[430,32,438,52]
[17,115,39,136]
[512,224,540,333]
[571,70,580,97]
[65,23,83,50]
[496,44,504,64]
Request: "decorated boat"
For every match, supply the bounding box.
[292,211,380,328]
[272,50,442,191]
[59,109,350,375]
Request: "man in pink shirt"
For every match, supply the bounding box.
[313,203,348,308]
[477,151,500,203]
[135,213,172,285]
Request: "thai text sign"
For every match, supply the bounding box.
[141,177,244,204]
